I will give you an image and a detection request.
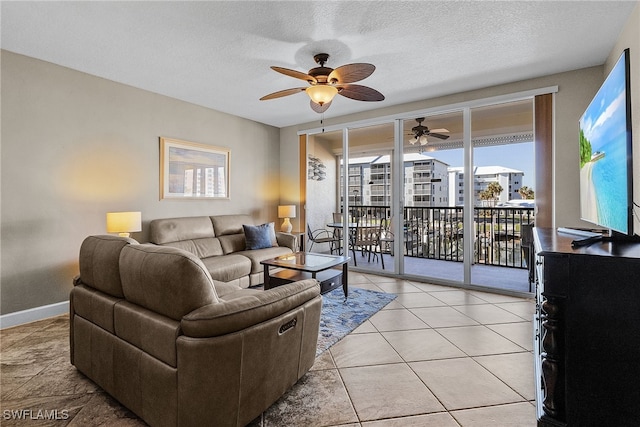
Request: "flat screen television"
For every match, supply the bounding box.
[579,48,633,236]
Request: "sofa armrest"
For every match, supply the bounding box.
[275,232,297,251]
[181,279,320,337]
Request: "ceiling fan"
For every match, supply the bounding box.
[260,53,384,113]
[408,117,450,145]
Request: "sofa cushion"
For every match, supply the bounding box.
[237,246,293,274]
[218,234,247,254]
[78,235,137,298]
[211,214,253,236]
[149,216,215,242]
[243,223,277,250]
[149,217,223,258]
[161,238,224,259]
[200,254,251,282]
[119,244,218,320]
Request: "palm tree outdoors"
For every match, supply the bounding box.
[480,182,504,206]
[518,186,535,200]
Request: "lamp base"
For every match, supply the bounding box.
[281,218,292,233]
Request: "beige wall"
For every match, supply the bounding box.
[306,137,338,251]
[1,50,281,315]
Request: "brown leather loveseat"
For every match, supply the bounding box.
[70,235,321,427]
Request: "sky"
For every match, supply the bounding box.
[427,141,536,188]
[579,50,628,152]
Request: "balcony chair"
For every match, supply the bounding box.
[306,224,340,254]
[351,220,382,267]
[378,218,395,269]
[331,213,345,254]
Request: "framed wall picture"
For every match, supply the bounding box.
[160,137,230,199]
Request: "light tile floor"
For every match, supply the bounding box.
[1,272,537,426]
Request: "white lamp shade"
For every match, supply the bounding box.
[278,205,296,218]
[106,211,142,236]
[305,85,338,105]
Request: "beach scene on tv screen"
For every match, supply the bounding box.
[579,52,629,234]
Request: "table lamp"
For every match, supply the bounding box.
[278,205,296,233]
[106,211,142,237]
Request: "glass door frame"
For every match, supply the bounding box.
[339,126,399,274]
[301,85,557,289]
[394,110,469,281]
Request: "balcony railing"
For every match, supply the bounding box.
[342,205,534,269]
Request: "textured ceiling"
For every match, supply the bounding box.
[1,1,636,128]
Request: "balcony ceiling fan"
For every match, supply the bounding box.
[260,53,385,113]
[408,117,450,145]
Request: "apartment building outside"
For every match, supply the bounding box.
[343,155,524,208]
[448,166,525,206]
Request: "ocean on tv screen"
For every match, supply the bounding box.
[591,137,628,232]
[579,49,630,235]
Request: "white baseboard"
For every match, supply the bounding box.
[0,301,69,329]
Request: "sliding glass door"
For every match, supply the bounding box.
[398,102,535,292]
[469,100,535,292]
[343,123,396,273]
[401,111,465,283]
[304,91,544,294]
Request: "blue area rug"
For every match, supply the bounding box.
[317,287,397,356]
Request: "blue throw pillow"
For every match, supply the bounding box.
[243,223,277,250]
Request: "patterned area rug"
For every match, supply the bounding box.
[316,287,397,356]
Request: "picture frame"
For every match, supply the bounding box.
[160,137,230,199]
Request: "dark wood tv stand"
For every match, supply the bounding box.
[534,228,640,426]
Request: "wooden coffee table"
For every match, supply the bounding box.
[261,252,350,297]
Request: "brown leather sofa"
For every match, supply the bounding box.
[149,214,296,288]
[70,235,321,427]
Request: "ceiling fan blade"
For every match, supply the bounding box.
[430,128,450,133]
[259,87,306,101]
[271,66,317,83]
[328,63,375,84]
[427,132,450,140]
[310,100,331,113]
[337,84,385,101]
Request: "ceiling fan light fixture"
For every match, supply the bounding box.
[306,85,338,105]
[261,53,382,113]
[409,136,418,145]
[419,135,429,145]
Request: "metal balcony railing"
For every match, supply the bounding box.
[340,205,534,269]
